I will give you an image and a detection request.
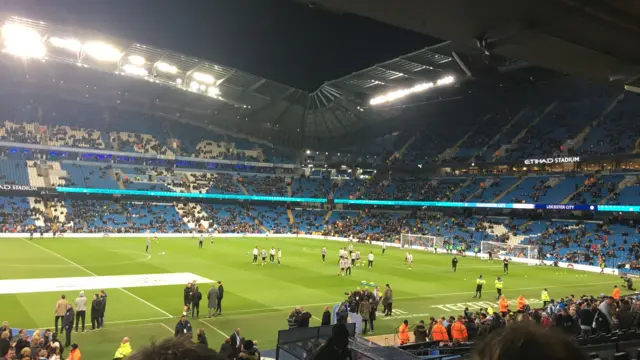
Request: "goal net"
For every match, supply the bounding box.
[480,241,537,260]
[400,233,444,250]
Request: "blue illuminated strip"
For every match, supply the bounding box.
[55,187,326,203]
[53,187,638,211]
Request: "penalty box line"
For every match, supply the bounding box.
[20,238,173,318]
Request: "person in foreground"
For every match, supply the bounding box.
[309,323,351,360]
[127,336,227,360]
[471,323,588,360]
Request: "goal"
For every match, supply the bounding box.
[480,241,537,260]
[400,233,445,251]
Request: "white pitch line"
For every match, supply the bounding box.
[21,238,172,318]
[160,323,174,333]
[199,319,228,338]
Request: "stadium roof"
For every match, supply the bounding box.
[0,13,529,150]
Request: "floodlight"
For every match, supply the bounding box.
[49,37,82,53]
[2,23,46,59]
[437,76,455,86]
[121,64,148,76]
[128,55,145,66]
[189,81,200,91]
[156,61,178,74]
[175,78,183,85]
[369,75,455,105]
[207,86,221,95]
[199,84,206,91]
[192,72,214,84]
[83,41,122,62]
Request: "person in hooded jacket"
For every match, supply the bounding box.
[413,320,428,343]
[238,340,260,360]
[196,328,208,348]
[91,294,103,330]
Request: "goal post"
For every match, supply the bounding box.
[480,241,538,260]
[400,233,445,251]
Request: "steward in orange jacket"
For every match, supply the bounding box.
[398,320,410,345]
[612,285,621,300]
[499,296,509,315]
[450,316,468,342]
[430,320,450,343]
[516,295,527,312]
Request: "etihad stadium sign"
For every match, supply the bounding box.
[524,157,580,165]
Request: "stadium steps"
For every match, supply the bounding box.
[388,135,416,163]
[510,101,558,146]
[600,176,638,204]
[476,107,528,160]
[492,176,527,203]
[244,208,269,233]
[563,93,624,152]
[287,209,294,225]
[560,175,599,204]
[438,127,477,162]
[237,182,250,195]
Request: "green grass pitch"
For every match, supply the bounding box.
[0,235,622,358]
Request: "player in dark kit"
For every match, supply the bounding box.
[503,258,509,274]
[488,250,493,263]
[451,256,458,272]
[198,235,204,249]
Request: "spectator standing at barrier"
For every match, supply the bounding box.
[230,328,242,356]
[239,340,260,360]
[309,323,350,360]
[414,320,427,343]
[383,284,393,316]
[174,314,192,338]
[207,283,218,318]
[196,328,208,348]
[321,306,331,326]
[90,293,102,330]
[359,299,371,334]
[54,295,69,334]
[74,291,87,333]
[0,322,11,340]
[0,331,9,357]
[99,290,107,326]
[62,304,74,347]
[191,286,202,319]
[113,337,132,360]
[216,281,224,316]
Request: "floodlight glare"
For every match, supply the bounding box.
[49,37,82,53]
[2,23,46,59]
[192,71,214,84]
[156,61,178,74]
[83,41,122,62]
[199,84,206,91]
[207,86,221,95]
[189,81,200,91]
[369,75,455,105]
[175,78,183,85]
[127,55,145,66]
[122,63,148,76]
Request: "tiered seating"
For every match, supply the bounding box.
[201,204,259,233]
[26,160,45,187]
[292,178,331,198]
[60,163,118,188]
[240,175,287,196]
[252,206,291,233]
[111,132,174,156]
[293,209,327,233]
[0,197,38,230]
[126,203,188,232]
[536,176,586,204]
[579,94,640,156]
[0,158,30,185]
[48,126,105,148]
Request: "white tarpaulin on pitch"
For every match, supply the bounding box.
[0,272,214,294]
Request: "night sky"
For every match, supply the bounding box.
[5,0,440,91]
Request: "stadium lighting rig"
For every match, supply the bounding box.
[369,75,456,106]
[0,15,247,108]
[1,23,46,59]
